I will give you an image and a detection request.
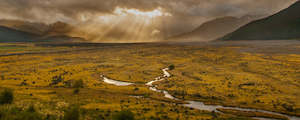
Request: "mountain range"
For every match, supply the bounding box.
[0,26,39,42]
[0,20,82,42]
[221,1,300,40]
[168,15,257,42]
[0,19,49,35]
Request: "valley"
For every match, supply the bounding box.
[0,41,299,119]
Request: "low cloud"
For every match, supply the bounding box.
[0,0,296,41]
[0,0,295,23]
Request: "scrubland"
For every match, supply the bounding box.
[0,41,299,119]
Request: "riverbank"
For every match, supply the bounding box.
[101,67,300,120]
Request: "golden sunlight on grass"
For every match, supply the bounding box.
[0,42,299,120]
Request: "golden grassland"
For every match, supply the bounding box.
[216,108,289,120]
[0,43,71,54]
[0,42,299,119]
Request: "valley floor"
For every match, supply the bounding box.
[0,40,299,120]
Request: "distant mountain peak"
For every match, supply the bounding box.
[221,1,300,41]
[0,19,48,35]
[0,26,38,42]
[0,19,83,42]
[168,15,256,42]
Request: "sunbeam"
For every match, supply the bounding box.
[68,7,172,43]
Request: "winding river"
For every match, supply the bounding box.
[101,75,134,86]
[101,69,300,120]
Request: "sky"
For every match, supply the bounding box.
[0,0,296,42]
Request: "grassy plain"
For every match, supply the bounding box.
[0,41,299,119]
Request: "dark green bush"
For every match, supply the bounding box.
[50,75,63,86]
[63,106,80,120]
[282,103,294,112]
[168,65,175,70]
[133,88,139,91]
[113,110,135,120]
[73,80,84,88]
[0,89,13,105]
[27,105,36,113]
[73,88,80,94]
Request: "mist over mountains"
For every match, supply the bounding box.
[168,15,258,42]
[0,20,83,42]
[0,0,299,42]
[0,26,37,42]
[0,19,48,35]
[221,1,300,40]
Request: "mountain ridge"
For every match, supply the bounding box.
[0,26,39,42]
[0,20,84,42]
[221,1,300,40]
[168,15,256,42]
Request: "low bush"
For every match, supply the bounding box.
[168,65,175,70]
[113,110,135,120]
[73,80,84,88]
[0,105,43,120]
[0,89,13,105]
[63,106,80,120]
[73,88,80,94]
[50,75,63,86]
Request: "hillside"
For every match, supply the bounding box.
[0,26,38,42]
[169,16,254,42]
[221,1,300,40]
[0,19,48,35]
[0,20,84,42]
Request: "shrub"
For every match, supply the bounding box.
[168,65,175,70]
[212,111,217,118]
[27,105,36,112]
[73,88,80,94]
[0,106,43,120]
[133,88,139,91]
[63,106,80,120]
[0,89,14,105]
[50,75,63,86]
[73,80,84,88]
[282,103,294,112]
[113,110,135,120]
[20,106,43,120]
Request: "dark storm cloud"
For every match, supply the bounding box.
[0,0,296,23]
[0,0,296,39]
